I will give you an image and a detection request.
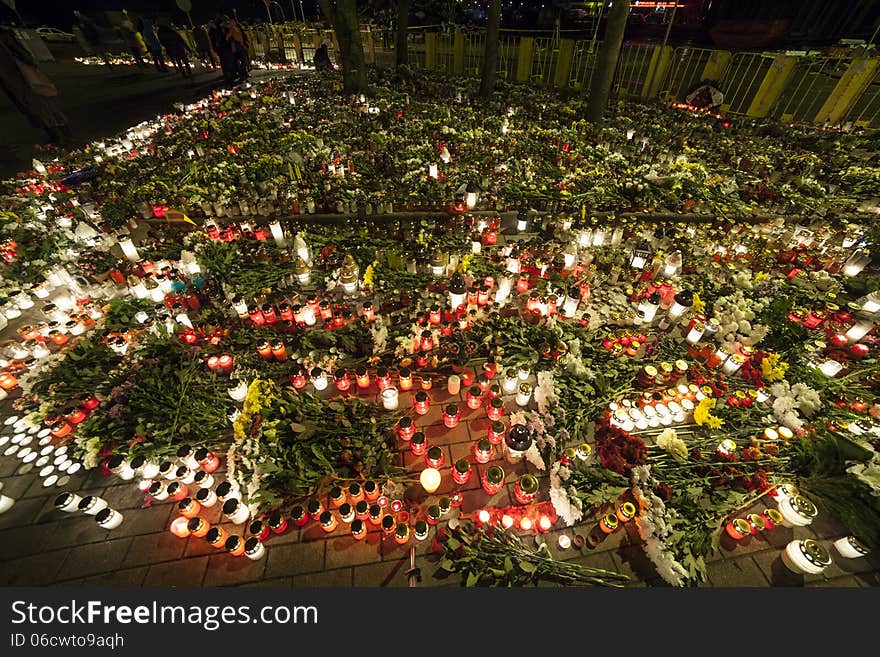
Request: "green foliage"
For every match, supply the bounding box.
[435,524,628,587]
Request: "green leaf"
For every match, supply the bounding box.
[518,560,536,574]
[466,571,480,587]
[289,422,307,433]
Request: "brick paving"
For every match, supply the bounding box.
[2,368,879,588]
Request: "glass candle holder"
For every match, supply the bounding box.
[447,375,461,395]
[334,369,351,392]
[290,505,309,527]
[833,535,870,560]
[363,480,381,502]
[466,386,483,410]
[244,537,266,561]
[354,500,369,521]
[413,391,430,415]
[778,494,818,528]
[481,465,505,496]
[339,503,355,524]
[178,497,201,519]
[514,473,539,505]
[351,519,367,540]
[452,458,472,485]
[725,518,751,540]
[148,481,169,501]
[426,504,442,526]
[54,492,81,513]
[473,438,493,464]
[205,526,227,549]
[380,386,399,410]
[398,367,412,391]
[78,496,108,516]
[515,383,532,407]
[196,448,220,473]
[381,514,396,535]
[397,416,415,441]
[486,397,505,421]
[348,483,364,504]
[410,432,427,456]
[96,507,124,530]
[488,421,506,445]
[394,522,410,545]
[414,520,429,541]
[376,367,392,391]
[420,375,432,391]
[599,513,619,534]
[425,446,445,469]
[616,502,637,523]
[319,511,338,533]
[460,369,475,387]
[225,535,246,557]
[187,517,210,538]
[307,499,324,521]
[356,367,370,389]
[329,486,346,508]
[443,404,461,428]
[222,498,250,525]
[781,539,832,575]
[368,504,383,526]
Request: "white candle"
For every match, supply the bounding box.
[833,535,869,559]
[420,467,441,494]
[54,492,81,513]
[244,537,265,560]
[269,221,285,247]
[447,375,460,395]
[382,387,399,410]
[96,508,124,529]
[0,494,15,514]
[117,234,140,262]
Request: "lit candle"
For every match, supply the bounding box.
[187,517,210,538]
[833,535,870,560]
[420,467,442,494]
[53,492,81,513]
[77,496,108,516]
[515,383,532,407]
[397,416,415,441]
[452,458,472,485]
[319,511,338,533]
[447,374,461,395]
[486,397,505,421]
[777,494,817,528]
[311,367,329,391]
[363,481,381,502]
[781,539,832,575]
[222,498,250,525]
[356,367,370,389]
[170,516,191,538]
[473,438,493,464]
[442,404,460,428]
[351,519,367,540]
[466,385,483,410]
[398,367,412,391]
[195,487,217,508]
[413,391,430,415]
[244,537,266,560]
[178,497,201,519]
[382,387,399,410]
[513,473,538,505]
[269,221,285,247]
[410,432,427,456]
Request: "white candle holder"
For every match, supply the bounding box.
[777,494,817,527]
[833,535,870,559]
[781,539,832,575]
[96,508,124,529]
[54,492,82,513]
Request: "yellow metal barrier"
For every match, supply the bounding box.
[815,58,880,124]
[772,56,851,123]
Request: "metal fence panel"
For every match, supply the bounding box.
[772,56,850,122]
[718,52,774,115]
[847,69,880,128]
[613,43,657,98]
[662,47,715,101]
[569,40,599,90]
[530,37,554,84]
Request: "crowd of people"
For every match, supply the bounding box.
[73,11,253,84]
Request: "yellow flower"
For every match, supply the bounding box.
[761,352,788,382]
[706,415,725,429]
[693,397,715,425]
[457,254,473,273]
[692,292,705,314]
[362,260,378,288]
[753,271,769,285]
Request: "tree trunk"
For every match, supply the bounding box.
[478,0,501,97]
[318,0,369,95]
[586,0,630,124]
[395,0,411,69]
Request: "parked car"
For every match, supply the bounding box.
[36,27,77,43]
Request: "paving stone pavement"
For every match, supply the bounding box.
[0,317,878,587]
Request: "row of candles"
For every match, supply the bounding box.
[726,484,871,576]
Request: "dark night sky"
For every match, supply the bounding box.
[2,0,322,29]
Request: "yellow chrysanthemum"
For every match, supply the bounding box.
[362,261,377,288]
[706,415,725,429]
[753,271,769,284]
[693,397,715,425]
[458,254,473,273]
[692,292,706,314]
[761,352,789,382]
